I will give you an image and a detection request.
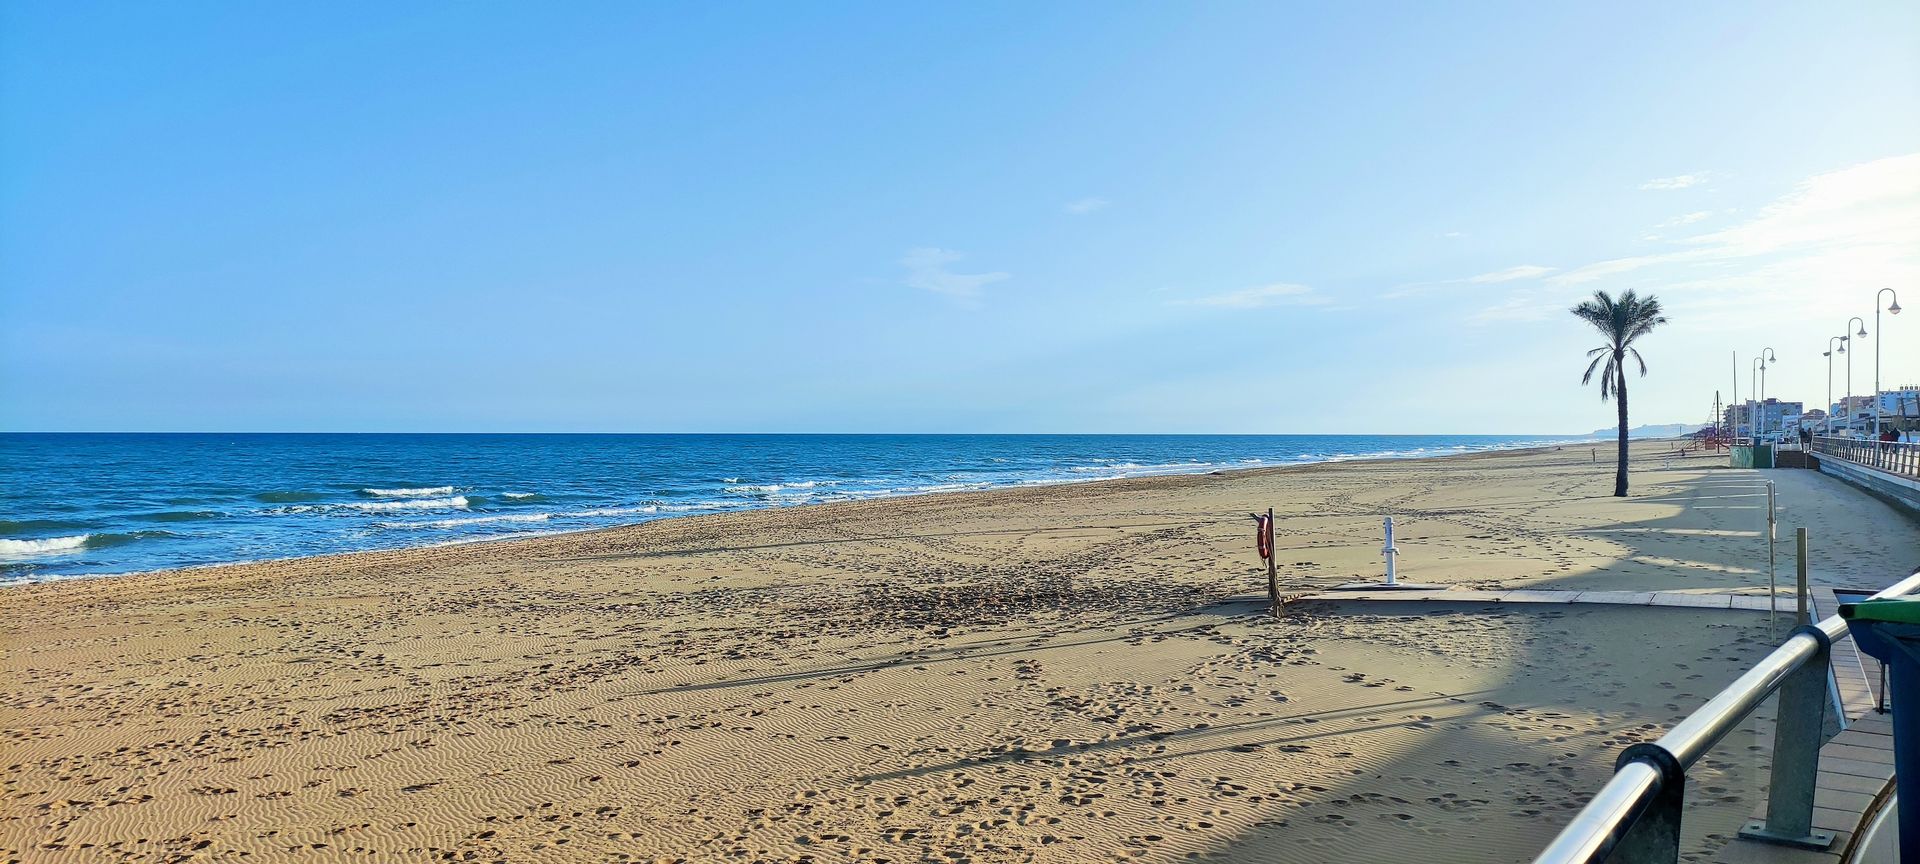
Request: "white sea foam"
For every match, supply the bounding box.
[908,482,992,494]
[723,480,835,496]
[363,486,455,498]
[416,513,552,529]
[0,535,91,559]
[346,495,470,512]
[1068,460,1216,476]
[573,505,660,517]
[501,492,541,500]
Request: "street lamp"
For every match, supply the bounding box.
[1758,347,1777,436]
[1825,336,1846,436]
[1875,289,1902,438]
[1844,317,1866,437]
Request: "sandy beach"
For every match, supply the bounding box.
[6,440,1919,863]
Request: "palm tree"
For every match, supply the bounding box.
[1573,290,1668,497]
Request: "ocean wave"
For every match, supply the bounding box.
[0,535,91,558]
[572,505,659,517]
[723,480,836,496]
[500,492,546,502]
[362,486,455,498]
[907,481,992,494]
[384,513,555,529]
[254,490,329,503]
[345,496,470,512]
[0,531,169,560]
[1067,460,1217,476]
[0,518,95,536]
[131,510,225,523]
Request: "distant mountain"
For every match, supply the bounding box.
[1589,422,1709,439]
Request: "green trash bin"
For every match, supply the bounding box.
[1839,597,1920,864]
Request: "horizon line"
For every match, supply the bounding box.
[0,429,1645,437]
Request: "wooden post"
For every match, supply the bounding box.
[1265,507,1279,615]
[1795,527,1810,627]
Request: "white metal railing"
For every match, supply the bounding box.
[1532,569,1920,863]
[1812,435,1920,478]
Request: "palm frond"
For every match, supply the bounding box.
[1582,352,1608,385]
[1572,290,1665,401]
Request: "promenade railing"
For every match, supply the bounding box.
[1532,569,1920,864]
[1812,435,1920,478]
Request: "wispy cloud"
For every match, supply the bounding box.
[901,247,1010,302]
[1178,283,1326,309]
[1551,152,1920,288]
[1655,210,1713,228]
[1063,197,1109,215]
[1640,173,1711,190]
[1454,153,1920,329]
[1383,264,1553,299]
[1469,289,1564,323]
[1547,255,1664,286]
[1467,264,1556,283]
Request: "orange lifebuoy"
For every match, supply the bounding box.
[1255,515,1273,561]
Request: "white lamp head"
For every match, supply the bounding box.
[1892,300,1903,315]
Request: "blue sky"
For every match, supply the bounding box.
[3,2,1917,433]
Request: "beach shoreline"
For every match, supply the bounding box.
[0,437,1612,591]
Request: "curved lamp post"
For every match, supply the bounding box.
[1756,348,1777,436]
[1845,317,1867,436]
[1825,336,1846,436]
[1876,289,1902,437]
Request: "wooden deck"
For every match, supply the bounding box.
[1706,586,1896,863]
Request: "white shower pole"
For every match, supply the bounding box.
[1382,516,1399,586]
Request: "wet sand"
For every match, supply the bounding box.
[6,440,1917,863]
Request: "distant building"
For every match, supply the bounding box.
[1878,386,1920,420]
[1724,401,1755,436]
[1830,395,1878,431]
[1757,399,1800,435]
[1725,399,1802,436]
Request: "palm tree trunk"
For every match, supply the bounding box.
[1614,359,1630,497]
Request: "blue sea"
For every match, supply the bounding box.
[0,433,1589,583]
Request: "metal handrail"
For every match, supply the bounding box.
[1534,569,1920,863]
[1812,435,1920,478]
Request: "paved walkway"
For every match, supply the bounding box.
[1294,585,1897,863]
[1292,585,1792,611]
